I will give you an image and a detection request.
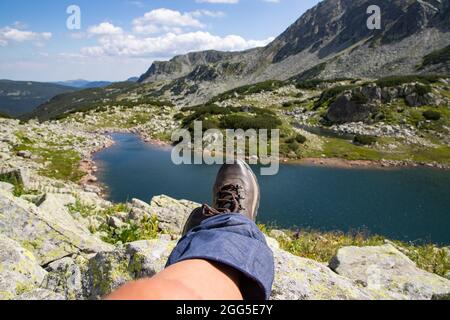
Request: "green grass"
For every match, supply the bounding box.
[0,174,25,197]
[394,242,450,277]
[100,215,159,245]
[375,75,443,88]
[321,137,382,160]
[13,132,85,182]
[209,80,285,103]
[68,199,98,218]
[419,45,450,70]
[318,136,450,165]
[260,226,450,277]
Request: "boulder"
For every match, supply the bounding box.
[43,257,86,300]
[0,234,47,300]
[84,239,175,299]
[326,94,377,124]
[148,195,200,234]
[329,244,450,300]
[267,237,373,300]
[0,189,113,265]
[17,150,32,159]
[0,181,14,194]
[14,288,65,300]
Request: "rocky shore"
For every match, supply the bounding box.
[1,117,450,300]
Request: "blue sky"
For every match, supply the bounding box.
[0,0,320,82]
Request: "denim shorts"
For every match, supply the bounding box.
[166,213,275,300]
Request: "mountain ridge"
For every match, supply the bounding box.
[137,0,450,106]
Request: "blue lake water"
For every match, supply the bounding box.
[94,133,450,245]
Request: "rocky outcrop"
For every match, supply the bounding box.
[326,94,378,124]
[0,189,112,266]
[329,244,450,300]
[147,195,199,234]
[1,174,449,300]
[325,82,449,124]
[0,234,47,300]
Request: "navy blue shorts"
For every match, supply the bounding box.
[166,213,275,300]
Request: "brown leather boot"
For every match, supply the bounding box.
[182,159,260,236]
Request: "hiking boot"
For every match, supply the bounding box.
[182,159,260,235]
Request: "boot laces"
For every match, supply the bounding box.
[203,184,245,216]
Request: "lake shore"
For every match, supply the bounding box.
[87,131,450,178]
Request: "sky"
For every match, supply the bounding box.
[0,0,320,82]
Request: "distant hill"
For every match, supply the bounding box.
[0,80,77,117]
[55,80,113,89]
[23,81,139,121]
[126,77,139,82]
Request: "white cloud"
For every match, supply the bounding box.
[0,26,52,46]
[190,10,226,18]
[81,31,273,58]
[88,22,123,36]
[133,8,204,34]
[74,8,273,64]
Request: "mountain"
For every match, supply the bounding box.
[126,77,139,82]
[0,80,77,117]
[138,0,450,105]
[29,0,450,120]
[55,80,113,89]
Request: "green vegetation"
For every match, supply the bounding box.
[321,137,381,160]
[415,84,432,96]
[314,85,356,109]
[0,111,11,119]
[423,110,441,121]
[350,91,369,104]
[375,75,442,88]
[210,80,285,103]
[220,113,282,130]
[180,104,282,131]
[353,134,377,146]
[100,215,159,245]
[394,242,450,277]
[0,173,25,197]
[294,78,354,90]
[259,226,449,277]
[291,62,327,82]
[68,199,97,218]
[13,132,84,182]
[419,45,450,70]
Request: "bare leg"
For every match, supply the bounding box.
[106,259,243,300]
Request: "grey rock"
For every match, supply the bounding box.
[44,257,85,300]
[329,244,450,300]
[14,288,65,300]
[0,189,113,265]
[0,234,47,300]
[326,94,377,124]
[267,237,373,300]
[84,239,175,299]
[148,195,200,234]
[0,181,14,194]
[17,150,32,159]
